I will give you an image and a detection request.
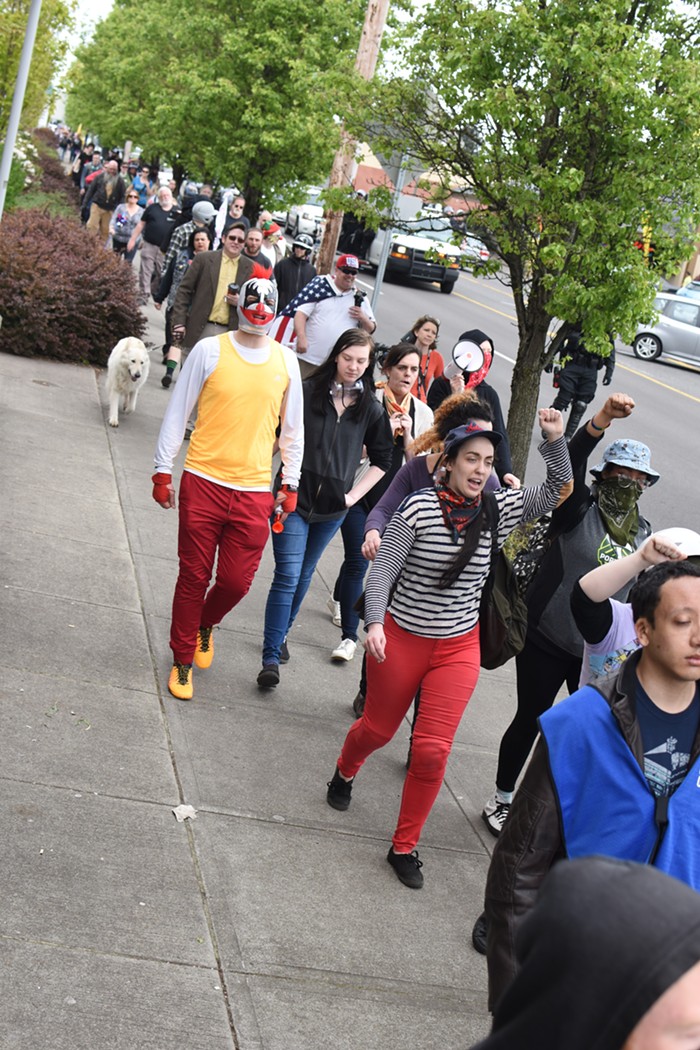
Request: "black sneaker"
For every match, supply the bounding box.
[279,638,290,664]
[472,911,488,955]
[482,794,511,837]
[257,663,280,688]
[352,690,365,718]
[387,847,424,889]
[326,767,353,810]
[161,373,172,389]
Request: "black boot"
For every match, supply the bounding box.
[565,399,587,440]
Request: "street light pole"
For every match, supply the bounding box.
[0,0,44,223]
[315,0,390,276]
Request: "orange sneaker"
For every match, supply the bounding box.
[194,626,214,669]
[168,662,193,700]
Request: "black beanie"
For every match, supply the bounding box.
[472,857,700,1050]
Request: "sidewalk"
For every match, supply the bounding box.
[0,307,518,1049]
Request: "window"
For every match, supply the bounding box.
[667,300,700,326]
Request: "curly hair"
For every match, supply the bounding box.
[411,390,491,455]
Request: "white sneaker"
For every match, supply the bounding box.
[327,595,342,627]
[331,638,357,662]
[482,794,511,837]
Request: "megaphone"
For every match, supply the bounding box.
[444,340,485,380]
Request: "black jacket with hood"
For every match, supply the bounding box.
[474,855,700,1050]
[293,380,393,523]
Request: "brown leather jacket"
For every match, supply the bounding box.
[483,649,700,1011]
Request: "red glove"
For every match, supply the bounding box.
[152,472,173,505]
[278,484,298,515]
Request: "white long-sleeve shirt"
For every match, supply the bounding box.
[154,333,304,489]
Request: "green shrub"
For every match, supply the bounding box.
[3,157,28,212]
[0,207,146,365]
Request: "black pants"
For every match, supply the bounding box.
[495,634,581,793]
[552,362,598,411]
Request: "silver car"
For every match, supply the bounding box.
[633,292,700,363]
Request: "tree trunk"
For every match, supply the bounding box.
[506,318,551,480]
[243,183,262,225]
[172,160,186,195]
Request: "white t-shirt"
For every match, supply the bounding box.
[296,284,375,366]
[580,599,638,686]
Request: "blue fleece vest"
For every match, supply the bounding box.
[539,688,700,890]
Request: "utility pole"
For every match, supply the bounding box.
[315,0,391,275]
[0,0,44,223]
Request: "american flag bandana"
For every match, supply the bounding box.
[268,275,341,348]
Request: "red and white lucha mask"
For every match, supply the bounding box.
[237,278,278,334]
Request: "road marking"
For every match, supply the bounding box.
[452,289,516,322]
[459,273,516,301]
[616,360,700,402]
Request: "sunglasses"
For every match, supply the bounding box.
[227,236,245,244]
[127,195,138,199]
[340,267,358,275]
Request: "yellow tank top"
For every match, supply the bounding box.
[185,335,289,488]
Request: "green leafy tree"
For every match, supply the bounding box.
[0,0,74,137]
[65,0,366,217]
[349,0,700,475]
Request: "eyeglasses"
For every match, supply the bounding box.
[227,236,245,244]
[339,267,358,275]
[607,471,651,491]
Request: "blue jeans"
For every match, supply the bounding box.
[332,503,369,642]
[262,511,345,665]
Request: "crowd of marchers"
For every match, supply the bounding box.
[56,124,700,1050]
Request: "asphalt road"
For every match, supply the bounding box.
[358,266,699,532]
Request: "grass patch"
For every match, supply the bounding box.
[13,187,77,218]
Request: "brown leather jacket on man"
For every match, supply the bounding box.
[171,251,254,350]
[483,648,700,1011]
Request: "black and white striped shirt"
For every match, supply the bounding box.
[364,436,572,638]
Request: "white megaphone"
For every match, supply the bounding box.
[443,340,485,380]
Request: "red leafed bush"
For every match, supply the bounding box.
[39,152,81,205]
[0,208,146,366]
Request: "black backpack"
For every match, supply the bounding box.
[479,501,528,670]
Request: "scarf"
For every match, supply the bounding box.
[381,384,412,417]
[597,476,641,545]
[436,480,482,539]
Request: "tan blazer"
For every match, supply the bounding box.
[171,251,254,348]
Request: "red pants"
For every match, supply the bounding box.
[337,612,481,853]
[170,472,273,663]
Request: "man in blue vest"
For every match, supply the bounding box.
[482,560,700,1011]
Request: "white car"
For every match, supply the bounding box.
[285,189,324,238]
[364,218,462,294]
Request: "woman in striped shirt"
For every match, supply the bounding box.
[326,409,572,889]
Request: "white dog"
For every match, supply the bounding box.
[106,337,150,427]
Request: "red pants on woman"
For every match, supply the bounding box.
[170,472,273,664]
[337,612,481,853]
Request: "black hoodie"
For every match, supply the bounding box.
[473,856,700,1050]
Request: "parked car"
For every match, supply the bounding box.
[676,280,700,302]
[364,218,462,294]
[460,234,491,270]
[632,292,700,363]
[285,188,324,238]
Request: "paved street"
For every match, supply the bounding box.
[1,262,696,1049]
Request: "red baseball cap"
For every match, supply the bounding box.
[336,254,360,271]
